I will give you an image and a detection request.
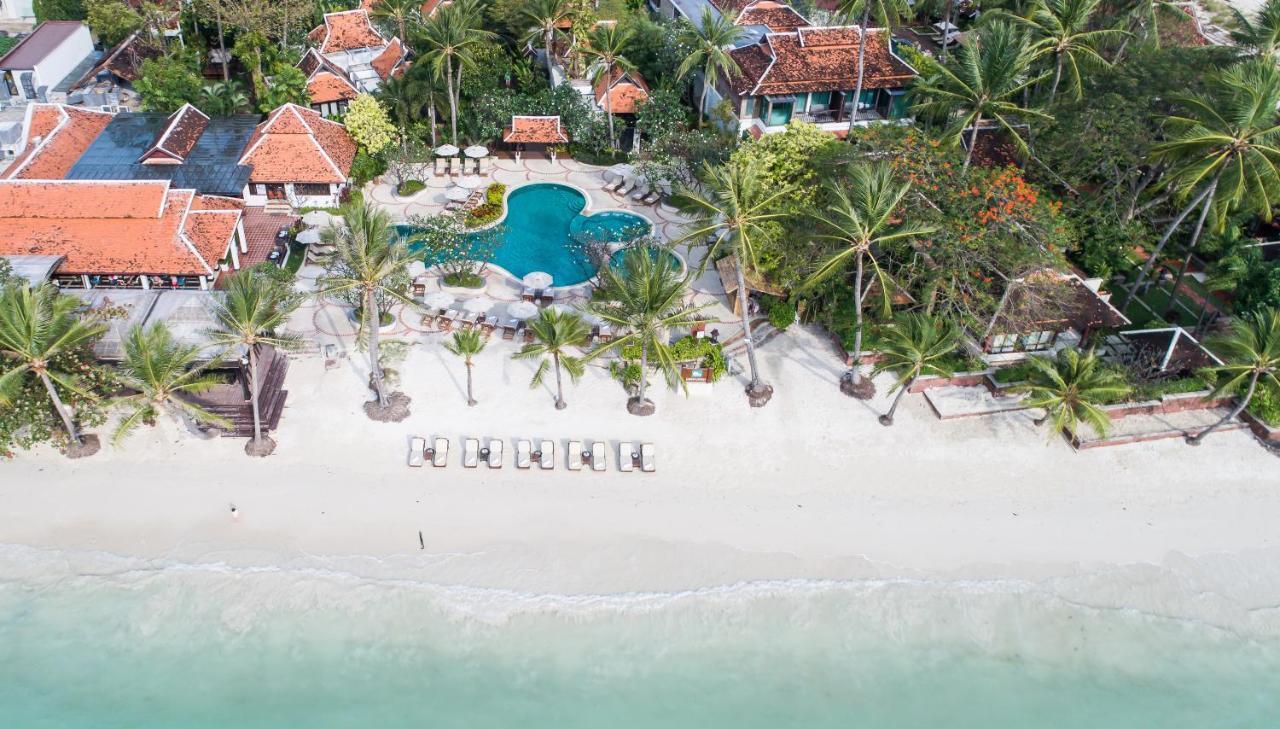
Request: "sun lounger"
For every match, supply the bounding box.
[502,321,517,340]
[617,179,636,196]
[516,439,532,469]
[538,439,555,470]
[598,325,612,343]
[429,437,448,467]
[487,438,503,468]
[523,328,535,343]
[606,177,625,192]
[482,316,498,335]
[408,436,426,467]
[463,438,479,468]
[618,441,634,472]
[591,441,606,472]
[630,185,650,202]
[522,288,537,302]
[641,189,662,205]
[640,443,655,472]
[538,293,554,307]
[567,440,584,471]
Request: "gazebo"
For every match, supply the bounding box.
[502,115,570,161]
[716,254,785,316]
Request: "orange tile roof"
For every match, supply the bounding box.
[735,1,811,32]
[4,104,112,180]
[140,103,210,163]
[372,37,407,80]
[0,180,239,276]
[240,104,357,184]
[307,69,360,104]
[730,26,916,96]
[593,65,650,115]
[502,116,570,144]
[309,10,387,54]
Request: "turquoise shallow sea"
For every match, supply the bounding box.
[2,544,1277,728]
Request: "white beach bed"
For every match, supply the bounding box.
[408,436,425,467]
[640,443,655,473]
[567,440,583,471]
[591,441,606,472]
[516,440,532,469]
[430,437,448,467]
[463,438,479,468]
[487,438,503,468]
[538,440,555,470]
[618,441,634,472]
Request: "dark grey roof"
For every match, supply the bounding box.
[52,51,101,93]
[66,112,257,196]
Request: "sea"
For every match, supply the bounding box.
[2,543,1277,728]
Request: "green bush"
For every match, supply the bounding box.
[1129,375,1209,402]
[397,180,425,196]
[442,272,484,288]
[465,183,507,228]
[669,336,727,382]
[609,360,646,393]
[992,361,1035,384]
[350,149,386,187]
[1247,381,1280,427]
[759,296,795,331]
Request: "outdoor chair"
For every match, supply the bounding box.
[429,437,449,467]
[617,441,635,472]
[608,178,627,193]
[617,179,636,196]
[481,316,498,335]
[598,325,613,343]
[567,440,584,471]
[591,441,606,472]
[630,186,650,202]
[516,439,532,469]
[408,436,426,467]
[640,443,655,472]
[538,292,554,307]
[485,439,503,468]
[538,440,555,470]
[523,328,535,343]
[463,438,479,468]
[522,288,537,302]
[502,322,517,340]
[641,189,662,205]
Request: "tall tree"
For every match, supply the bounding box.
[521,0,571,72]
[207,270,301,456]
[676,8,745,128]
[910,21,1051,169]
[675,158,791,407]
[1015,348,1130,439]
[443,328,486,406]
[1187,308,1280,445]
[195,0,232,81]
[582,22,635,150]
[869,312,960,425]
[514,307,590,410]
[418,0,494,146]
[1232,0,1280,59]
[0,283,107,457]
[585,248,703,416]
[112,323,230,444]
[802,163,935,398]
[315,202,418,420]
[1003,0,1126,104]
[372,0,420,42]
[836,0,909,134]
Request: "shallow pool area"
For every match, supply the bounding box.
[406,183,652,287]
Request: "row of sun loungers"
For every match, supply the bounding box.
[407,437,655,472]
[520,289,556,306]
[443,189,486,212]
[602,177,664,205]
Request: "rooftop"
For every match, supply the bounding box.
[308,10,388,54]
[729,26,917,96]
[594,66,650,115]
[72,289,229,361]
[502,116,570,145]
[3,103,112,181]
[0,21,85,70]
[711,0,811,32]
[239,104,357,184]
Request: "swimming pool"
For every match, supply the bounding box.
[406,183,652,287]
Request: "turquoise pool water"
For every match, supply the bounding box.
[406,183,651,287]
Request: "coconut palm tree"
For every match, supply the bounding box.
[1014,348,1130,439]
[910,20,1051,169]
[207,270,301,456]
[1233,0,1280,59]
[0,283,107,457]
[1186,308,1280,445]
[201,80,252,116]
[418,0,493,146]
[585,247,704,416]
[372,0,420,42]
[835,0,910,133]
[802,163,935,398]
[999,0,1126,104]
[444,328,486,406]
[514,307,590,410]
[315,202,417,421]
[582,22,635,150]
[869,312,961,425]
[676,8,746,128]
[1121,59,1280,316]
[675,158,790,407]
[112,323,231,444]
[521,0,572,71]
[1115,0,1193,54]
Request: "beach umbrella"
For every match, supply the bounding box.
[464,145,488,159]
[522,271,553,290]
[301,210,333,227]
[605,163,634,182]
[462,296,493,313]
[434,144,459,157]
[424,291,455,309]
[296,229,322,245]
[407,260,427,278]
[547,303,576,316]
[445,186,470,202]
[507,301,539,320]
[457,175,483,189]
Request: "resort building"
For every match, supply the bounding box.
[978,272,1130,362]
[2,102,112,179]
[502,115,570,160]
[652,0,809,32]
[725,27,918,137]
[0,21,96,105]
[0,179,247,290]
[306,10,408,96]
[238,104,357,209]
[297,48,360,118]
[593,64,650,118]
[65,30,162,113]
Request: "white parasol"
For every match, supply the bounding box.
[434,144,459,157]
[301,210,333,227]
[522,271,553,290]
[457,175,483,190]
[547,303,576,316]
[462,296,493,313]
[604,163,634,182]
[506,301,539,320]
[424,291,455,309]
[445,186,470,202]
[296,229,322,245]
[464,145,489,158]
[407,260,427,278]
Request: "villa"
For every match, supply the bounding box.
[978,272,1130,361]
[653,0,810,32]
[593,64,650,119]
[297,48,361,118]
[305,10,408,97]
[65,30,163,113]
[0,179,247,290]
[238,104,358,209]
[0,21,96,105]
[2,102,112,179]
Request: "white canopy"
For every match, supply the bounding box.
[445,186,471,201]
[296,229,322,245]
[462,296,494,313]
[457,175,483,189]
[506,301,539,320]
[464,145,489,158]
[522,271,553,290]
[434,144,460,156]
[424,291,455,309]
[301,210,333,227]
[603,163,635,182]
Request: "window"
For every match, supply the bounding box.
[988,333,1018,354]
[766,99,793,127]
[753,96,766,120]
[809,91,831,109]
[1021,330,1056,351]
[294,183,331,196]
[988,330,1057,354]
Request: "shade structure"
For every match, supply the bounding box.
[407,260,427,278]
[464,145,489,158]
[506,301,539,320]
[445,186,470,201]
[434,144,459,157]
[547,303,576,316]
[604,163,634,182]
[301,210,333,227]
[457,175,483,189]
[424,291,455,309]
[462,296,494,313]
[522,271,553,289]
[295,229,322,245]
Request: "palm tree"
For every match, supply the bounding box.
[676,8,746,128]
[1001,0,1126,104]
[443,328,486,406]
[372,0,420,42]
[1121,59,1280,316]
[207,270,301,456]
[582,22,635,150]
[869,312,961,425]
[910,21,1051,169]
[201,80,251,116]
[1186,308,1280,445]
[314,202,417,420]
[836,0,909,133]
[675,158,790,407]
[585,247,704,416]
[514,307,590,410]
[418,0,493,146]
[0,283,107,457]
[112,323,231,444]
[1115,0,1193,54]
[1015,348,1130,439]
[521,0,571,71]
[1233,0,1280,59]
[802,163,935,398]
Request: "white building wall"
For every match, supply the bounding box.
[32,25,94,94]
[0,0,35,21]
